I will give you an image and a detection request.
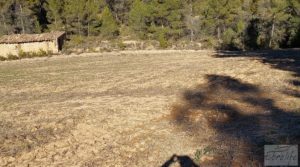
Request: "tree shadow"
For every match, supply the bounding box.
[170,74,300,166]
[213,49,300,98]
[161,154,199,167]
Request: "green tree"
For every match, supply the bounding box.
[100,6,119,38]
[0,1,12,35]
[148,0,185,40]
[85,0,105,36]
[106,0,133,24]
[256,0,289,48]
[195,0,245,48]
[6,0,42,34]
[128,0,149,38]
[290,0,300,47]
[45,0,64,31]
[64,0,86,35]
[184,0,202,42]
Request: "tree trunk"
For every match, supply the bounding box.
[1,14,8,34]
[78,15,81,36]
[19,4,25,34]
[87,0,90,37]
[189,3,194,42]
[217,26,221,42]
[269,19,275,48]
[88,21,90,37]
[190,29,194,42]
[54,17,57,30]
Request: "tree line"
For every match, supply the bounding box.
[0,0,300,49]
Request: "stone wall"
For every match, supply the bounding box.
[0,40,58,57]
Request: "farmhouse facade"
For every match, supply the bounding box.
[0,31,66,57]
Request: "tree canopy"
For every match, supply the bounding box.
[0,0,299,49]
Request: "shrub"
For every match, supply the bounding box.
[7,53,19,60]
[70,35,84,45]
[37,49,48,57]
[87,47,96,53]
[18,50,34,58]
[102,48,112,52]
[117,40,126,50]
[158,31,169,48]
[4,49,53,61]
[18,49,28,59]
[222,28,236,46]
[100,7,119,39]
[18,49,52,59]
[30,52,38,58]
[202,37,219,49]
[0,56,7,61]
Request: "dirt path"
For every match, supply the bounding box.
[0,50,299,166]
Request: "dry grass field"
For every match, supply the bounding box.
[0,50,299,166]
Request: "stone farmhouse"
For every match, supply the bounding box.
[0,31,66,57]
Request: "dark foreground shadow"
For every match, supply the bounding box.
[171,74,300,166]
[214,49,300,98]
[161,154,199,167]
[214,49,300,76]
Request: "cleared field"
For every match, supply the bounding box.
[0,50,299,166]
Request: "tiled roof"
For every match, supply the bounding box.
[0,31,65,44]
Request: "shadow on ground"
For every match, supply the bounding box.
[213,49,300,98]
[161,154,199,167]
[169,74,300,166]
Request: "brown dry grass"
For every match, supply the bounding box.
[0,50,299,166]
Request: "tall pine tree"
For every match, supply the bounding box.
[100,6,119,38]
[45,0,64,31]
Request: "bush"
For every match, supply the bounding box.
[18,50,32,59]
[222,28,236,46]
[18,49,28,59]
[100,7,119,39]
[202,37,219,49]
[70,35,85,45]
[158,31,169,48]
[0,56,7,61]
[18,49,51,59]
[87,47,96,53]
[36,49,49,57]
[117,40,126,50]
[7,53,19,60]
[3,49,52,61]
